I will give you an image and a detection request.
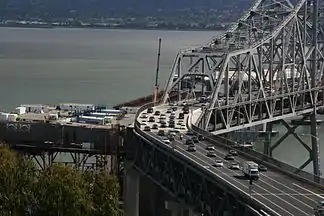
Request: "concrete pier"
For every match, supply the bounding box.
[165,201,197,216]
[124,168,140,216]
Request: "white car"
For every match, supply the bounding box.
[140,114,148,118]
[213,160,224,167]
[163,138,171,144]
[229,162,240,170]
[207,151,217,157]
[206,146,215,151]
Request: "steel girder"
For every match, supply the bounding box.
[162,0,298,104]
[199,0,324,134]
[125,129,270,216]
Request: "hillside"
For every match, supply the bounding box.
[0,0,252,19]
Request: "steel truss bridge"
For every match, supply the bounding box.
[127,0,324,215]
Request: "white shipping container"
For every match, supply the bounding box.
[78,115,105,125]
[60,103,95,112]
[0,113,9,121]
[7,114,18,122]
[15,106,26,115]
[82,142,94,149]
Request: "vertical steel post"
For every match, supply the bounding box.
[311,0,321,183]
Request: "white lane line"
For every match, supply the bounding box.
[172,140,289,216]
[259,173,318,205]
[252,193,324,196]
[195,138,317,208]
[189,143,308,216]
[292,183,324,200]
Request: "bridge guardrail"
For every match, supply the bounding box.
[191,124,324,189]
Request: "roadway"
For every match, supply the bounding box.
[137,102,324,216]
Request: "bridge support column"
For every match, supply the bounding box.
[124,167,139,216]
[310,112,321,183]
[165,201,196,216]
[263,123,272,156]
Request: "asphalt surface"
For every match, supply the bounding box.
[137,103,324,216]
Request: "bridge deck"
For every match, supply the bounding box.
[137,103,324,216]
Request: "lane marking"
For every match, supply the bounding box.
[252,193,324,196]
[171,140,288,216]
[193,136,318,207]
[187,143,309,215]
[292,183,324,200]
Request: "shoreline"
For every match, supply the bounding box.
[0,24,226,32]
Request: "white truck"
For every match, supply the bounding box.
[242,161,259,180]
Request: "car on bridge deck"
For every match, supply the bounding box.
[140,114,148,118]
[213,160,224,167]
[163,138,171,145]
[147,107,153,113]
[186,131,195,136]
[192,136,199,144]
[225,154,234,160]
[185,139,194,145]
[229,162,240,170]
[314,201,324,216]
[207,150,217,157]
[158,130,165,136]
[187,144,196,152]
[152,124,159,130]
[143,126,151,132]
[258,164,268,172]
[172,106,178,111]
[229,149,238,156]
[206,145,215,151]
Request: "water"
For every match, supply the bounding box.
[0,27,322,174]
[0,27,216,110]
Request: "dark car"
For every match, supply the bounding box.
[152,124,159,130]
[259,165,268,172]
[147,107,153,113]
[154,110,161,116]
[158,130,165,136]
[148,116,155,122]
[185,139,194,145]
[224,154,234,160]
[229,149,238,156]
[192,136,199,144]
[143,126,151,131]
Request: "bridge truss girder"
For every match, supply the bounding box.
[199,0,324,134]
[162,0,299,105]
[127,129,271,216]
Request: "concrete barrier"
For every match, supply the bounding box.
[191,124,324,188]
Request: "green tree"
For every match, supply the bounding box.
[90,171,122,216]
[0,146,37,216]
[33,164,93,216]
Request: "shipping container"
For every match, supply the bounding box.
[7,114,18,122]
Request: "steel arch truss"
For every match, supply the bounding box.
[199,0,324,135]
[126,130,270,216]
[162,0,301,105]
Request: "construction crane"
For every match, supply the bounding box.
[153,37,162,105]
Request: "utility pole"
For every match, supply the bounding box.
[153,37,162,105]
[310,0,320,183]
